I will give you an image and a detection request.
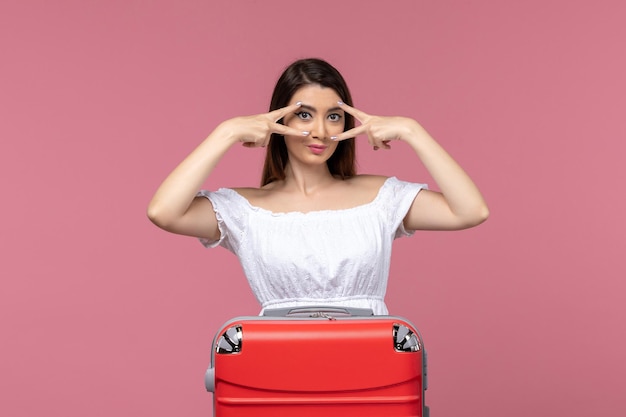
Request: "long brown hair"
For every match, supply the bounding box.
[260,58,356,186]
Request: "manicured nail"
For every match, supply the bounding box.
[337,101,344,106]
[330,136,338,141]
[302,131,310,136]
[296,101,302,106]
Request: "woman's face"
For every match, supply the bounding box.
[281,84,345,166]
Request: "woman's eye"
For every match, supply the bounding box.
[328,113,342,122]
[295,111,312,120]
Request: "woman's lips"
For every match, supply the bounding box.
[308,144,327,155]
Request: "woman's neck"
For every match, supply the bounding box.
[281,163,338,196]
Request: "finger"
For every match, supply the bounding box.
[338,101,369,122]
[268,102,303,122]
[270,122,309,137]
[332,124,368,141]
[372,141,391,151]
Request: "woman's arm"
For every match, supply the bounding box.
[333,102,489,231]
[147,103,306,238]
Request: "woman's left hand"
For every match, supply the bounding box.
[333,101,489,230]
[331,102,420,150]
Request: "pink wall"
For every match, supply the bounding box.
[2,0,625,416]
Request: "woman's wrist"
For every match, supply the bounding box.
[209,120,243,148]
[400,118,429,147]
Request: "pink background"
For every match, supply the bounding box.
[1,0,625,416]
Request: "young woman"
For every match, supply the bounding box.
[147,58,489,315]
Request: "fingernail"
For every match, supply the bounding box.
[337,101,344,106]
[302,131,310,136]
[330,136,338,141]
[296,101,302,106]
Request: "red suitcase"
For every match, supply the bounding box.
[205,306,429,417]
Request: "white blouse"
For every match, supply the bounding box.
[197,177,426,315]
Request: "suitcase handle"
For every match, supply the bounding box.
[262,306,374,318]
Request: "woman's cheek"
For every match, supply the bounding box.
[331,124,345,136]
[287,119,307,131]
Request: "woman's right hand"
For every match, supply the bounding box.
[147,103,308,238]
[217,102,309,148]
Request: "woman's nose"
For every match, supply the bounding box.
[310,119,327,140]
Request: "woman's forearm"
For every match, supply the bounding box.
[405,121,489,226]
[147,103,306,232]
[147,126,235,229]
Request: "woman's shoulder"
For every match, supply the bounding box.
[347,175,427,204]
[349,175,425,189]
[335,175,392,207]
[230,186,283,211]
[230,186,265,198]
[345,174,390,189]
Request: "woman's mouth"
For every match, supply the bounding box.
[308,144,327,155]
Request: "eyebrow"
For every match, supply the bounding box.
[299,103,344,113]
